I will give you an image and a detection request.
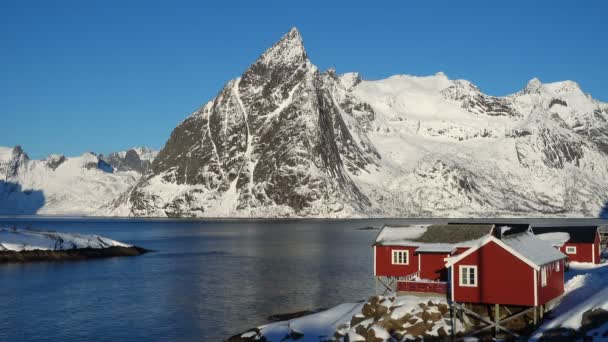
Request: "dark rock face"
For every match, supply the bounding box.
[83,153,114,173]
[571,108,608,155]
[45,155,66,170]
[4,145,29,178]
[119,28,377,217]
[441,81,519,117]
[105,149,153,174]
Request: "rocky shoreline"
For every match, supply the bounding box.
[0,245,149,263]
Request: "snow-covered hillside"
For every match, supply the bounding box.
[0,145,156,215]
[109,27,608,218]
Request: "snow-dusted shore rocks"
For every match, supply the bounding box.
[230,262,608,341]
[0,227,148,263]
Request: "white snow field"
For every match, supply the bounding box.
[0,146,148,215]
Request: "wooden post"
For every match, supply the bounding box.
[374,277,378,295]
[494,304,500,339]
[540,304,544,320]
[533,306,537,325]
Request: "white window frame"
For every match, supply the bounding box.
[541,266,547,287]
[565,246,577,255]
[459,265,478,287]
[392,250,409,265]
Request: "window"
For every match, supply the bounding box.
[565,246,577,254]
[459,265,478,287]
[392,250,408,265]
[541,267,547,287]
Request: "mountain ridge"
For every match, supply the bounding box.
[109,28,608,218]
[2,28,607,218]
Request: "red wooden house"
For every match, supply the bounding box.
[374,224,567,308]
[374,224,494,295]
[445,233,566,307]
[532,226,602,264]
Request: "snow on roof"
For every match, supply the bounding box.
[531,226,598,243]
[501,233,567,267]
[415,244,456,253]
[535,232,570,247]
[374,225,427,245]
[374,224,492,250]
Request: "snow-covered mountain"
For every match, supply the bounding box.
[102,147,158,174]
[0,146,156,215]
[109,28,608,218]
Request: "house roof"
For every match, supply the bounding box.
[535,232,570,247]
[447,221,532,238]
[374,224,493,247]
[531,226,599,243]
[446,233,567,270]
[501,233,567,266]
[493,224,532,237]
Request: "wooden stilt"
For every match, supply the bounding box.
[494,304,500,339]
[540,304,544,319]
[533,306,537,325]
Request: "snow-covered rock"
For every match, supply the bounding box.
[102,146,158,173]
[108,27,608,218]
[0,227,130,251]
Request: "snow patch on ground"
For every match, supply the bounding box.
[531,263,608,339]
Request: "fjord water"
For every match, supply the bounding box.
[0,218,605,341]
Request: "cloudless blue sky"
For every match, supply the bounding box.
[1,0,607,159]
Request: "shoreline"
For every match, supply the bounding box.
[0,246,149,264]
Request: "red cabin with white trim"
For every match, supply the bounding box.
[373,224,494,294]
[532,226,601,264]
[373,224,568,306]
[446,234,566,306]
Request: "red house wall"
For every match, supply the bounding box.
[452,241,535,306]
[453,247,470,256]
[595,232,601,264]
[560,242,595,263]
[537,259,565,305]
[375,245,418,277]
[418,253,449,281]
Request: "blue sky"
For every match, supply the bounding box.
[1,0,606,159]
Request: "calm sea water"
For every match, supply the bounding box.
[0,217,605,341]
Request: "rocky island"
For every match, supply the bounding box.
[0,227,148,263]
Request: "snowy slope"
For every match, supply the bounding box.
[0,227,130,251]
[0,146,143,215]
[108,27,608,218]
[531,263,608,340]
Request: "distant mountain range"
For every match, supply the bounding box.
[3,28,608,218]
[0,146,156,215]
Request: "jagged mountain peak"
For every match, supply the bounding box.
[255,27,307,67]
[522,77,583,96]
[524,77,543,93]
